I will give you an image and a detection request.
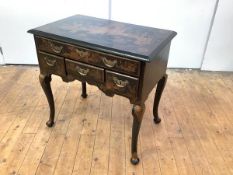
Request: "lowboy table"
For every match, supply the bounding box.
[28,15,176,165]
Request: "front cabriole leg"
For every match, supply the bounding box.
[39,74,55,127]
[131,104,145,165]
[153,74,168,124]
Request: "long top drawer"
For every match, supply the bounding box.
[35,37,141,77]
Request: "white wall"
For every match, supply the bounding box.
[0,50,4,65]
[202,0,233,71]
[0,0,109,64]
[1,0,232,71]
[111,0,217,68]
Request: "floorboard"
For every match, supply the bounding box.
[0,66,232,175]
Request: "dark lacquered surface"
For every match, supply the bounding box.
[28,15,176,61]
[31,15,176,165]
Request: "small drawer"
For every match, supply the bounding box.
[38,52,65,77]
[36,37,65,55]
[96,53,141,76]
[65,59,104,83]
[105,70,139,98]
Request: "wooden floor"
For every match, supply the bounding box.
[0,66,233,175]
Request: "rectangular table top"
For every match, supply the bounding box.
[28,15,176,62]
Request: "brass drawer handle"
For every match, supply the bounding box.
[113,77,128,88]
[75,49,90,57]
[44,57,56,67]
[102,57,117,68]
[49,42,63,54]
[76,66,89,76]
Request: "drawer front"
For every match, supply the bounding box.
[36,37,64,55]
[68,48,141,76]
[65,59,104,83]
[38,52,65,77]
[36,37,140,76]
[105,70,139,98]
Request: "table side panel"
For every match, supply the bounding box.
[140,42,171,103]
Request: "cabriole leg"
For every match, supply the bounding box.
[131,104,145,165]
[153,74,168,124]
[81,82,87,98]
[39,74,55,127]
